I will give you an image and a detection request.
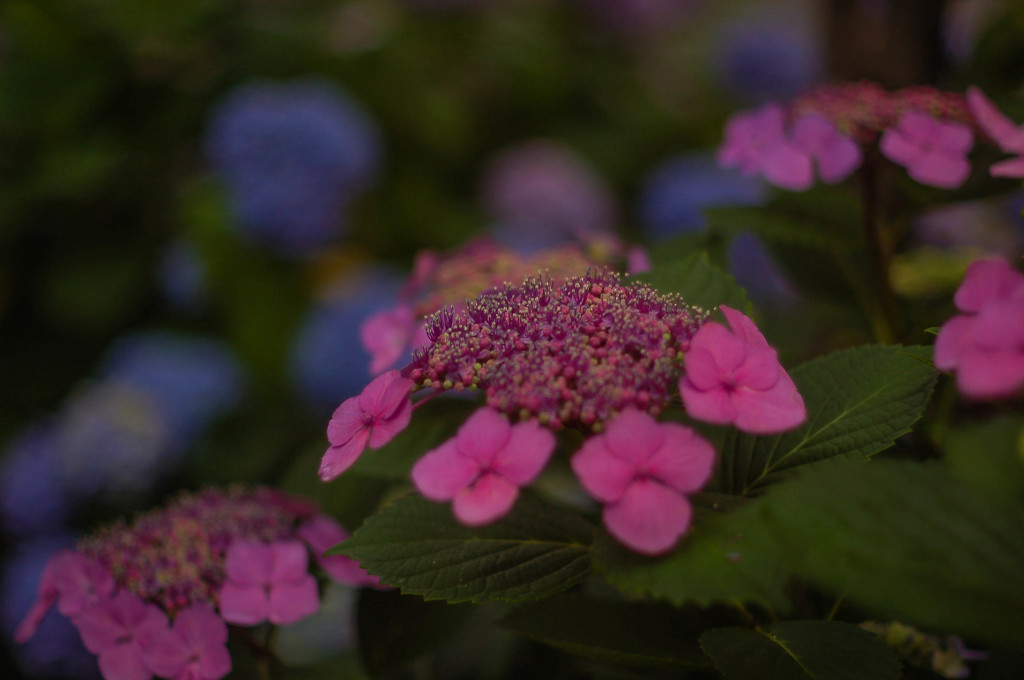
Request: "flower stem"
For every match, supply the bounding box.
[859,150,903,343]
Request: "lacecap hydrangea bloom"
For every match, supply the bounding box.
[205,79,380,256]
[15,487,377,680]
[717,81,1000,191]
[323,268,806,555]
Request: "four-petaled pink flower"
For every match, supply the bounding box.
[218,540,319,626]
[143,603,232,680]
[74,591,169,680]
[411,407,555,526]
[360,304,418,374]
[320,370,414,481]
[879,111,974,188]
[297,514,384,588]
[15,549,116,643]
[966,86,1024,178]
[680,305,806,434]
[717,103,814,191]
[934,257,1024,400]
[571,409,714,555]
[790,113,863,184]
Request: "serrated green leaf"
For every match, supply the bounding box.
[633,251,751,314]
[592,495,790,610]
[499,595,732,670]
[700,621,900,680]
[717,345,937,495]
[943,416,1024,505]
[759,460,1024,648]
[337,493,595,603]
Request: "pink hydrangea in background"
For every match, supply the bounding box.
[14,550,115,643]
[571,409,714,555]
[934,257,1024,400]
[320,369,414,481]
[717,103,813,191]
[966,87,1024,178]
[790,112,862,183]
[218,540,319,626]
[880,111,974,189]
[412,408,555,525]
[144,603,231,680]
[680,305,806,434]
[297,514,383,588]
[74,592,167,680]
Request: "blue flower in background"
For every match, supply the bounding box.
[159,239,207,312]
[639,153,766,238]
[96,331,246,453]
[0,425,71,538]
[289,269,403,415]
[713,7,823,104]
[205,79,382,256]
[727,232,800,309]
[1,535,100,679]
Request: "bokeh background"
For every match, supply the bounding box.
[2,0,1024,677]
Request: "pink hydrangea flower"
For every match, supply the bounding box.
[717,103,814,191]
[217,540,319,626]
[74,591,169,680]
[934,257,1024,400]
[680,305,806,434]
[571,409,714,555]
[879,111,974,188]
[411,407,556,526]
[966,86,1024,178]
[790,113,863,183]
[320,370,414,481]
[297,514,383,588]
[360,304,418,374]
[143,603,231,680]
[15,549,116,643]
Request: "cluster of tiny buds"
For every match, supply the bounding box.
[407,268,708,431]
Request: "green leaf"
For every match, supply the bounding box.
[759,460,1024,648]
[337,493,595,603]
[633,251,751,314]
[593,496,790,610]
[717,345,938,495]
[499,595,732,670]
[700,621,900,680]
[942,416,1024,506]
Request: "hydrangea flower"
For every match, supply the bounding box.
[412,408,556,525]
[204,79,381,256]
[880,111,974,188]
[320,370,414,481]
[790,113,863,183]
[966,87,1024,178]
[15,487,373,680]
[680,305,806,434]
[296,515,381,588]
[717,103,813,191]
[572,409,714,555]
[934,257,1024,399]
[218,540,319,626]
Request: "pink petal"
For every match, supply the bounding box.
[791,113,862,183]
[455,408,511,462]
[358,370,411,415]
[374,374,415,421]
[224,541,272,586]
[217,581,268,625]
[679,382,738,426]
[603,480,693,556]
[318,428,371,481]
[934,315,974,370]
[953,257,1024,312]
[269,541,310,582]
[760,142,814,191]
[688,323,748,375]
[646,424,716,493]
[98,643,152,680]
[967,87,1024,151]
[956,348,1024,400]
[361,306,415,374]
[367,397,412,448]
[627,246,652,274]
[412,439,481,501]
[452,473,519,526]
[907,151,970,189]
[140,627,189,678]
[730,370,807,434]
[604,409,664,465]
[297,515,381,587]
[571,436,639,503]
[990,155,1024,178]
[933,120,974,153]
[268,574,319,625]
[682,345,729,391]
[326,398,363,447]
[731,345,782,391]
[880,127,921,166]
[492,421,556,485]
[175,603,228,647]
[720,305,769,347]
[194,644,232,680]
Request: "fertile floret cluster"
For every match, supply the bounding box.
[407,269,708,430]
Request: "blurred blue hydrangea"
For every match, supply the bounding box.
[639,152,766,238]
[205,79,382,256]
[0,424,71,538]
[727,232,800,309]
[713,6,823,104]
[158,239,207,312]
[481,139,618,253]
[1,535,100,679]
[289,268,403,414]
